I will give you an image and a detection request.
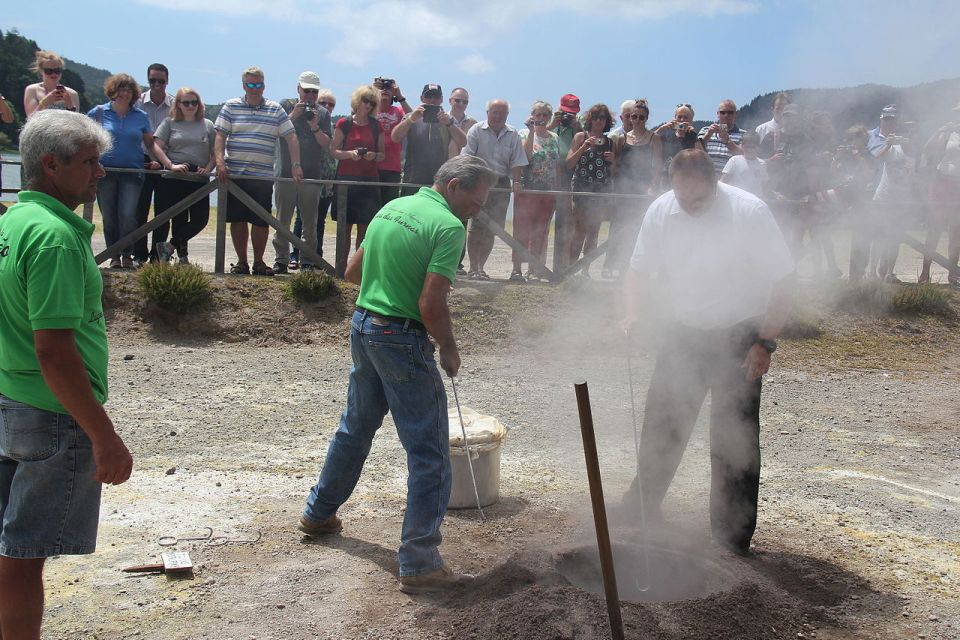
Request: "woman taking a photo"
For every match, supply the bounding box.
[23,50,80,117]
[605,98,662,278]
[88,74,154,268]
[566,103,615,277]
[151,87,217,264]
[331,85,385,250]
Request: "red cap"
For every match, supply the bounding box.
[559,94,580,114]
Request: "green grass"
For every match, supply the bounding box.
[833,280,954,318]
[283,269,336,303]
[137,262,212,313]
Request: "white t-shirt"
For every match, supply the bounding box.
[755,118,781,148]
[630,182,794,330]
[721,155,768,196]
[937,132,960,178]
[873,144,914,202]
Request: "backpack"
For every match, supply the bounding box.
[339,116,381,150]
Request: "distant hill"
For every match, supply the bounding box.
[63,56,109,105]
[737,78,960,141]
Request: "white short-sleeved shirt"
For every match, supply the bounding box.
[722,155,768,197]
[460,121,528,178]
[630,182,794,330]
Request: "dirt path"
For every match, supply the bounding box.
[39,279,959,639]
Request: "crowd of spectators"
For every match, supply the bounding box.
[8,51,960,283]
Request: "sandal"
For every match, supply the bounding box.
[230,262,250,275]
[478,270,491,281]
[509,270,526,283]
[251,261,275,276]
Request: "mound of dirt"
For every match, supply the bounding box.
[416,546,896,640]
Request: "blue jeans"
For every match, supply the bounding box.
[0,394,101,558]
[97,171,144,257]
[304,310,451,576]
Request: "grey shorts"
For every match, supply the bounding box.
[0,394,102,558]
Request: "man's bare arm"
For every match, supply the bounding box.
[344,247,364,285]
[34,329,132,484]
[419,273,459,376]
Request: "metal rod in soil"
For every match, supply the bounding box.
[574,382,625,640]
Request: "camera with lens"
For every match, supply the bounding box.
[355,147,369,158]
[303,103,317,121]
[559,112,575,126]
[375,77,395,90]
[422,104,441,123]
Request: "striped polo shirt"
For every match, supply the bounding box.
[214,97,294,176]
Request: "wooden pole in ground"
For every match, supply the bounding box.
[215,182,228,274]
[574,382,625,640]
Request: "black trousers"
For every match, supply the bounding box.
[629,320,762,551]
[154,176,211,256]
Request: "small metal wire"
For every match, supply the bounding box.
[625,331,651,593]
[449,374,486,521]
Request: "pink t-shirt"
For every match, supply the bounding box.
[376,105,405,172]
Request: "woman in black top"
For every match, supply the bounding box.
[565,103,615,277]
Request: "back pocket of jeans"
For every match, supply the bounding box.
[0,404,60,462]
[367,340,415,382]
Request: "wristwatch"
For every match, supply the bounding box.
[394,96,406,104]
[754,338,777,354]
[292,162,301,168]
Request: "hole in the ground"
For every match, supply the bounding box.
[553,543,737,603]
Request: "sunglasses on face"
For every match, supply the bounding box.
[361,97,377,107]
[302,88,319,95]
[245,82,265,89]
[180,100,199,107]
[718,110,735,115]
[148,78,167,86]
[319,101,335,109]
[452,98,468,105]
[43,67,63,75]
[630,114,648,120]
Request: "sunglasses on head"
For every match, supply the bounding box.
[148,78,167,86]
[319,101,335,109]
[676,103,692,109]
[302,88,319,94]
[245,81,265,89]
[180,99,199,107]
[42,67,63,75]
[718,110,735,115]
[361,97,377,107]
[452,98,468,104]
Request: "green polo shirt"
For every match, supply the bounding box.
[0,191,109,413]
[356,187,465,323]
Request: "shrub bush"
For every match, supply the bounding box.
[137,262,212,313]
[285,269,336,303]
[891,283,954,317]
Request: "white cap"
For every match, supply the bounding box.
[298,71,320,91]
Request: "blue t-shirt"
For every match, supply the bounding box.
[87,103,152,169]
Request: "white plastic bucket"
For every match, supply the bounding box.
[447,407,507,509]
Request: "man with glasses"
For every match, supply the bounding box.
[447,88,477,154]
[215,66,302,276]
[135,63,175,263]
[460,99,528,280]
[698,99,744,177]
[272,71,333,274]
[391,84,467,197]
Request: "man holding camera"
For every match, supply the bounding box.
[391,84,467,197]
[272,71,333,273]
[547,94,582,270]
[698,99,744,177]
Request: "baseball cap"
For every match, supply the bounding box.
[880,104,898,119]
[559,94,580,114]
[421,83,442,97]
[298,71,321,91]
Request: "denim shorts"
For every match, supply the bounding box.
[0,394,102,558]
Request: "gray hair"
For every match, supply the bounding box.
[434,155,497,191]
[20,110,112,189]
[486,98,509,112]
[531,100,553,116]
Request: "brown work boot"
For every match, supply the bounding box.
[398,564,474,594]
[298,514,343,536]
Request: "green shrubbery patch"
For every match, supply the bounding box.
[284,269,336,303]
[833,281,954,318]
[136,262,212,313]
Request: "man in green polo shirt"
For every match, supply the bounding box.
[300,154,496,594]
[0,110,133,639]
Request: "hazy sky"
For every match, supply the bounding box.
[4,0,959,125]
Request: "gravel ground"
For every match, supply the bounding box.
[37,272,960,639]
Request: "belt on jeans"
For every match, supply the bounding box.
[356,307,426,332]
